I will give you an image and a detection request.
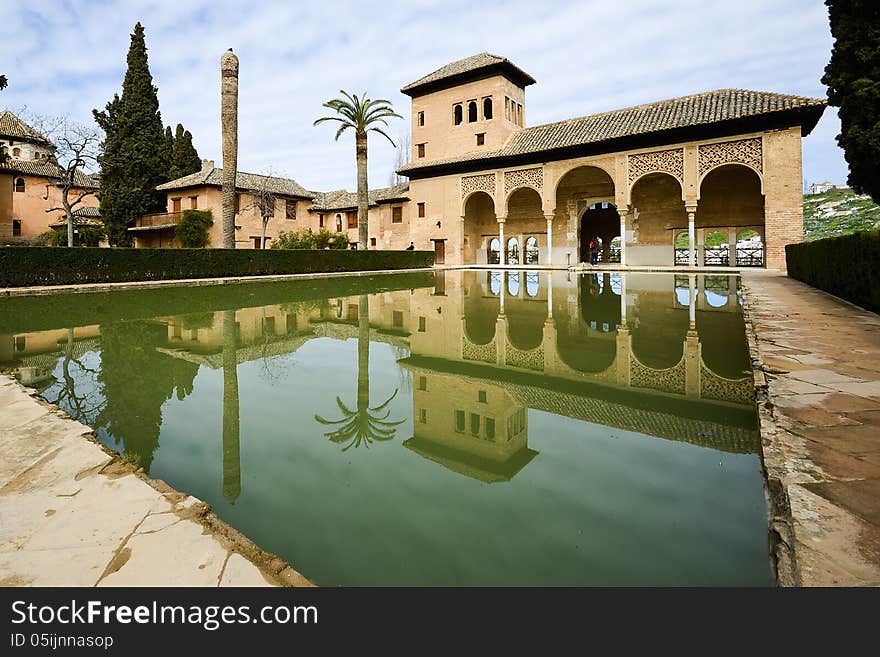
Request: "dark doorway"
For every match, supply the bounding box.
[579,202,620,263]
[433,239,446,264]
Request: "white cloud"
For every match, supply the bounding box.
[0,0,846,191]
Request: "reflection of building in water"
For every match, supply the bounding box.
[0,325,101,390]
[402,364,537,483]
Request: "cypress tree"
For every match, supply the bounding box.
[169,123,201,179]
[822,0,880,200]
[162,125,174,180]
[93,23,167,246]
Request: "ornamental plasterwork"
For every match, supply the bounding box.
[699,364,755,404]
[505,346,544,372]
[504,167,543,195]
[627,148,685,185]
[460,173,496,199]
[462,336,497,364]
[698,137,762,177]
[629,356,686,395]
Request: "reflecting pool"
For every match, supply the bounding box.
[0,270,771,586]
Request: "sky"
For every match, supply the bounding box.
[1,0,845,192]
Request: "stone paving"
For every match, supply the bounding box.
[0,376,312,587]
[742,271,880,586]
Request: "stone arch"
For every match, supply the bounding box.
[504,184,542,209]
[699,161,763,195]
[630,172,687,265]
[697,164,765,267]
[14,177,25,193]
[628,170,684,205]
[505,297,546,351]
[553,163,615,202]
[462,191,497,265]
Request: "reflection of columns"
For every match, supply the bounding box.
[497,215,506,265]
[620,273,627,325]
[460,215,466,263]
[547,273,553,318]
[221,309,240,504]
[618,208,628,267]
[688,273,697,329]
[499,270,506,314]
[496,314,507,366]
[544,213,554,265]
[616,326,631,386]
[686,205,697,267]
[685,330,701,398]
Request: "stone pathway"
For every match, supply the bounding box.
[742,271,880,586]
[0,376,311,587]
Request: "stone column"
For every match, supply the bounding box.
[220,49,240,250]
[544,213,554,266]
[686,205,697,268]
[618,208,628,267]
[728,227,738,266]
[497,215,506,265]
[566,201,579,265]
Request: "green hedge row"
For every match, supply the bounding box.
[0,247,434,287]
[785,231,880,313]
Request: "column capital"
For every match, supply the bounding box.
[685,204,698,215]
[544,213,555,222]
[496,214,507,224]
[617,207,629,218]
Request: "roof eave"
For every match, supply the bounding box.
[401,62,536,98]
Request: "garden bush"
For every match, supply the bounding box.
[176,209,213,248]
[0,246,434,287]
[785,230,880,313]
[36,225,104,247]
[272,228,350,250]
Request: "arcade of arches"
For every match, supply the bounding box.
[453,131,798,269]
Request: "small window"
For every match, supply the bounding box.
[263,316,276,334]
[419,408,427,424]
[483,97,493,120]
[504,97,510,120]
[418,376,427,391]
[319,214,325,228]
[478,390,487,404]
[392,206,403,223]
[347,304,358,321]
[12,147,20,157]
[467,101,477,123]
[454,410,465,433]
[335,214,343,232]
[172,324,182,339]
[13,177,25,193]
[418,316,426,332]
[189,196,198,209]
[392,310,403,327]
[469,413,480,436]
[453,104,463,125]
[417,202,425,218]
[12,219,22,236]
[286,199,297,220]
[476,133,485,146]
[517,103,523,126]
[485,418,495,441]
[417,111,425,127]
[347,211,357,229]
[417,143,425,158]
[14,336,25,352]
[172,197,182,212]
[370,237,376,247]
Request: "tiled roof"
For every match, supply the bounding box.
[308,183,409,211]
[401,52,535,96]
[1,159,99,188]
[398,89,826,174]
[157,167,315,199]
[0,110,53,146]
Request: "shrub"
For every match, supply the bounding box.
[272,229,316,250]
[36,226,104,247]
[0,246,434,287]
[176,209,213,248]
[330,233,350,250]
[313,228,333,250]
[786,230,880,313]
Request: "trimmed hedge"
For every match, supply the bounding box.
[785,231,880,313]
[0,247,434,288]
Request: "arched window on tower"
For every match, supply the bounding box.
[483,97,493,120]
[467,101,477,123]
[12,147,21,157]
[14,177,25,193]
[453,104,463,126]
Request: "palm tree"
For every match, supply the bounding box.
[315,295,404,450]
[314,92,401,249]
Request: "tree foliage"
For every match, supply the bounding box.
[169,123,201,179]
[176,209,213,248]
[93,22,167,246]
[271,228,350,250]
[822,0,880,200]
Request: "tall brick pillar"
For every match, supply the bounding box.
[762,127,804,270]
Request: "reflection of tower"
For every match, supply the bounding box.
[221,309,241,503]
[401,364,538,482]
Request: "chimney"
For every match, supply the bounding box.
[201,159,215,172]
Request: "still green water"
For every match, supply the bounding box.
[1,270,771,586]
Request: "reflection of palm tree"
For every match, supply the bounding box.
[222,310,241,503]
[315,295,403,450]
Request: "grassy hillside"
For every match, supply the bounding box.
[803,189,880,241]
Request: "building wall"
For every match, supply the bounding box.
[1,139,52,163]
[5,174,99,242]
[410,74,525,162]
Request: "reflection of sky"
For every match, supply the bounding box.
[675,287,691,306]
[705,290,729,307]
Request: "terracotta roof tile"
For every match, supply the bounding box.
[401,52,535,96]
[0,110,53,146]
[308,183,409,211]
[157,167,315,198]
[1,159,98,188]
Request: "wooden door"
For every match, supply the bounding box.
[433,239,445,264]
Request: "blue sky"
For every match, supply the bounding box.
[1,0,844,192]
